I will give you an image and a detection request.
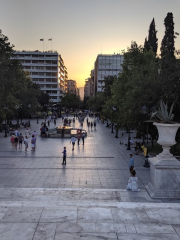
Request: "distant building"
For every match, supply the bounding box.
[94,54,124,93]
[13,50,67,103]
[66,79,77,94]
[84,78,91,98]
[78,87,84,101]
[84,70,95,98]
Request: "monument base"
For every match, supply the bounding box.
[146,157,180,199]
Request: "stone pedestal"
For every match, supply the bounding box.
[146,157,180,198]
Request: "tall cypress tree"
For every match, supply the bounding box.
[144,18,158,54]
[161,12,175,58]
[148,18,158,54]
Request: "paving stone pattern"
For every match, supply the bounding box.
[0,117,180,239]
[0,117,149,190]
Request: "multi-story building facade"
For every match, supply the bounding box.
[84,78,91,98]
[94,54,124,93]
[90,69,95,96]
[66,79,77,94]
[84,75,94,98]
[13,51,67,103]
[64,66,68,93]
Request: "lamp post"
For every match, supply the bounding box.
[44,104,49,118]
[3,105,8,137]
[28,104,31,126]
[57,103,61,118]
[126,122,131,150]
[115,125,119,138]
[106,119,109,127]
[111,106,117,134]
[36,104,40,124]
[15,104,21,128]
[111,123,114,133]
[126,131,131,150]
[141,106,150,168]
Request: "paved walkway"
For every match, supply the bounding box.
[0,117,150,190]
[0,116,180,239]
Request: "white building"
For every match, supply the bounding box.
[94,54,124,92]
[13,51,68,103]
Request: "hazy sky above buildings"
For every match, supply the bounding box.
[0,0,180,87]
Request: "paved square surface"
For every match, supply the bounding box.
[0,116,150,190]
[0,116,180,239]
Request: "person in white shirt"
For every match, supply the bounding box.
[70,136,76,150]
[24,136,28,152]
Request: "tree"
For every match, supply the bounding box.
[144,37,150,52]
[61,93,82,111]
[87,92,105,113]
[148,18,158,54]
[144,18,158,54]
[0,29,50,125]
[111,42,159,129]
[161,12,175,58]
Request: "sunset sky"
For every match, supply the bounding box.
[0,0,180,87]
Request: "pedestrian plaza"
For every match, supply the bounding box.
[0,116,179,240]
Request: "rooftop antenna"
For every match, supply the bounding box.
[101,46,102,54]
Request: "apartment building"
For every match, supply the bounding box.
[66,79,77,94]
[94,54,124,93]
[13,51,68,103]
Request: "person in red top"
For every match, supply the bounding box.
[10,135,15,149]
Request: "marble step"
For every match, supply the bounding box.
[0,188,179,208]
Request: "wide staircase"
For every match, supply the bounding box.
[0,188,179,239]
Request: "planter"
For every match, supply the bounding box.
[146,122,180,199]
[154,122,180,160]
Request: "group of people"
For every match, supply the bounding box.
[71,132,86,150]
[126,153,140,191]
[10,128,37,152]
[86,118,96,129]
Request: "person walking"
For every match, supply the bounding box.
[18,133,24,149]
[24,136,28,152]
[70,135,76,150]
[54,119,56,127]
[129,154,134,174]
[82,132,86,145]
[77,133,81,145]
[31,135,36,151]
[91,122,93,129]
[10,135,15,149]
[62,147,67,165]
[14,135,18,150]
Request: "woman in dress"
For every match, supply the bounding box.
[126,170,140,191]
